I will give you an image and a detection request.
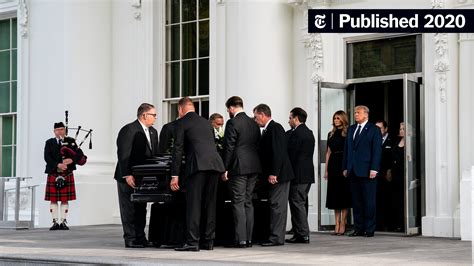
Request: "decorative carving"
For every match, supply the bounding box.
[431,0,444,8]
[132,0,142,20]
[432,0,449,103]
[459,33,474,41]
[301,9,324,83]
[18,0,28,38]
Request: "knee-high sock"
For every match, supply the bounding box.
[50,203,58,222]
[61,202,69,222]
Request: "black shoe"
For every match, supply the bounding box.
[246,240,253,248]
[59,221,69,230]
[49,222,60,231]
[175,244,200,252]
[125,240,145,248]
[139,239,154,247]
[225,240,247,248]
[285,236,310,244]
[348,231,365,237]
[200,241,214,250]
[364,232,374,237]
[286,228,294,235]
[260,241,283,247]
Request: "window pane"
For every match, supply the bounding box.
[199,20,209,57]
[0,82,9,113]
[167,0,180,24]
[349,35,418,78]
[182,60,196,96]
[12,49,16,81]
[0,51,10,82]
[199,0,209,19]
[199,59,209,95]
[167,25,180,61]
[182,0,196,22]
[2,116,12,145]
[194,100,200,115]
[170,103,179,121]
[0,20,9,50]
[1,146,12,177]
[11,81,16,112]
[12,18,17,49]
[166,62,180,98]
[201,100,209,119]
[182,22,196,59]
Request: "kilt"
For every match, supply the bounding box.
[44,173,77,202]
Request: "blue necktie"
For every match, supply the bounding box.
[354,125,362,142]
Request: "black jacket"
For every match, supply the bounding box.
[223,112,262,176]
[158,120,177,154]
[171,112,225,177]
[44,137,78,174]
[258,120,294,183]
[114,120,159,181]
[286,124,315,184]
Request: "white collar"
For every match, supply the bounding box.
[138,120,149,132]
[263,119,273,130]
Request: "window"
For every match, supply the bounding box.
[0,17,17,177]
[347,35,422,79]
[165,0,210,121]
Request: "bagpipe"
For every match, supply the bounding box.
[61,110,92,166]
[55,111,92,188]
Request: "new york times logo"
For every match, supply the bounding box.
[308,9,474,33]
[314,14,326,29]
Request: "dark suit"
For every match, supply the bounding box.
[114,120,159,244]
[171,111,225,246]
[259,120,295,245]
[286,124,315,238]
[343,121,382,234]
[158,120,177,153]
[376,134,393,230]
[223,112,262,243]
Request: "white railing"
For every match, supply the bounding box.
[0,177,37,229]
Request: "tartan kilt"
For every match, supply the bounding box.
[44,173,77,202]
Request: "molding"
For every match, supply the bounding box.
[432,0,449,104]
[459,33,474,42]
[301,12,324,83]
[18,0,28,38]
[131,0,141,20]
[453,0,474,7]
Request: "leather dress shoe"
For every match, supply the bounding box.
[139,239,154,247]
[175,244,200,252]
[260,241,283,247]
[200,241,214,250]
[348,231,365,237]
[364,232,374,237]
[246,241,252,248]
[124,240,145,248]
[285,236,310,244]
[49,222,60,231]
[225,241,247,248]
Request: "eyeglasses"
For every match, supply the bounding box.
[145,113,157,118]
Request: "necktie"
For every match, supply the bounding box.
[144,128,151,145]
[354,125,362,142]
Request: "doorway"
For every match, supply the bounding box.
[317,74,422,235]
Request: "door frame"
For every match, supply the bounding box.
[317,73,424,235]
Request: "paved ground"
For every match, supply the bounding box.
[0,224,471,265]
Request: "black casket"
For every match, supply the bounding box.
[130,155,174,203]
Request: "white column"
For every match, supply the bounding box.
[421,31,460,237]
[24,0,115,227]
[224,0,293,124]
[458,33,474,241]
